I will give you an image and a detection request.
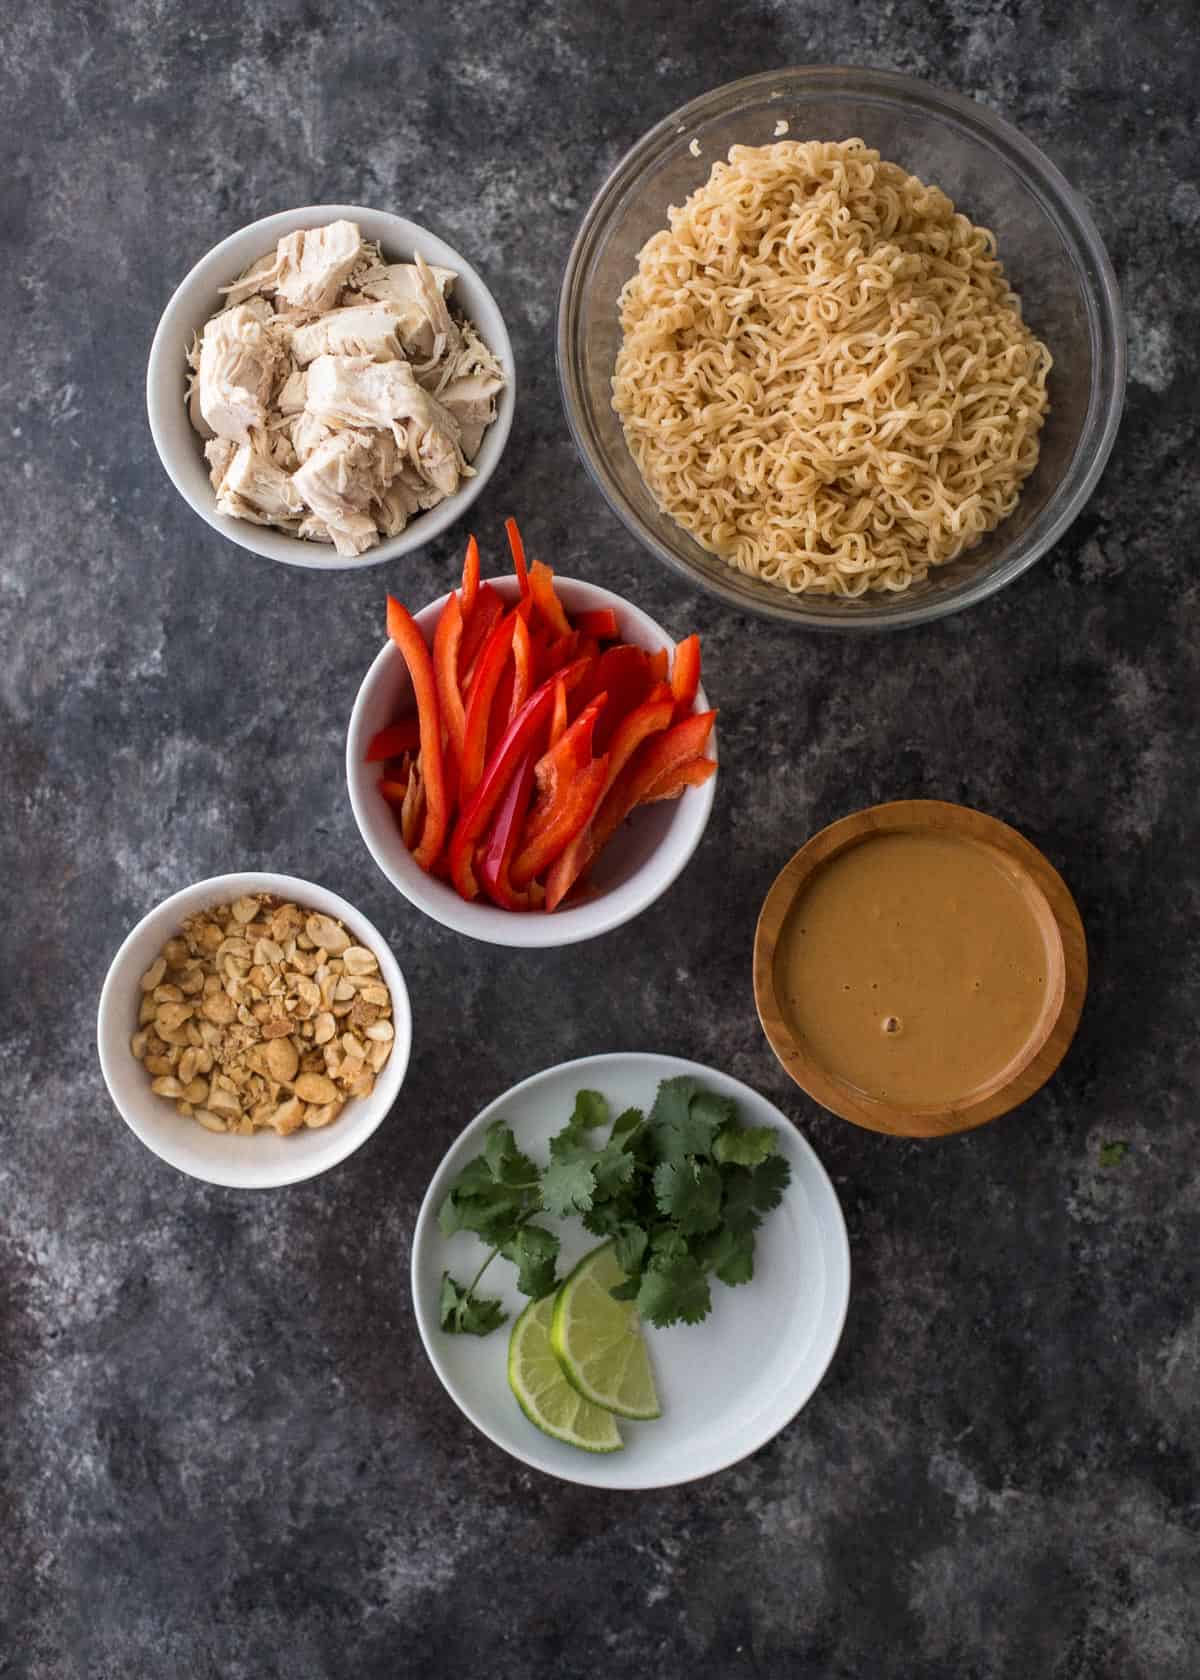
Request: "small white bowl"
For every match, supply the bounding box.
[96,872,412,1188]
[346,576,717,947]
[146,204,516,569]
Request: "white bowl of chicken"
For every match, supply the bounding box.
[147,205,515,568]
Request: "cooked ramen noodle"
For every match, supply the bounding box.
[612,139,1051,596]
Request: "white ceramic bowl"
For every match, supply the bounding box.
[346,576,718,947]
[412,1053,851,1489]
[96,872,412,1187]
[146,204,516,569]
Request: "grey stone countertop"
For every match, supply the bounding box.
[3,1,1197,1676]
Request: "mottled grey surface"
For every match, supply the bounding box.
[2,1,1198,1675]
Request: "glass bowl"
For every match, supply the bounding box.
[557,67,1125,630]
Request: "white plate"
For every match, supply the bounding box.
[411,1053,850,1488]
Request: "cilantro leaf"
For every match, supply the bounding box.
[592,1139,638,1200]
[647,1076,726,1162]
[653,1158,724,1234]
[540,1151,600,1218]
[609,1277,640,1301]
[612,1221,649,1276]
[610,1107,644,1142]
[721,1154,791,1234]
[501,1224,560,1299]
[713,1123,778,1168]
[1099,1140,1130,1167]
[572,1090,610,1132]
[581,1200,629,1238]
[693,1225,756,1286]
[439,1273,507,1336]
[690,1088,738,1133]
[650,1226,691,1264]
[637,1255,712,1327]
[438,1178,533,1243]
[484,1121,539,1186]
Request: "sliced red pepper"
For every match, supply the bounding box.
[543,692,675,911]
[648,648,669,683]
[548,676,568,747]
[505,516,530,596]
[509,613,534,722]
[378,777,409,805]
[478,746,538,911]
[589,710,717,859]
[639,755,717,803]
[572,607,619,641]
[528,560,572,639]
[458,582,504,683]
[669,633,701,721]
[537,629,579,684]
[576,644,658,752]
[366,717,421,762]
[386,597,449,872]
[433,591,467,777]
[511,753,610,888]
[449,657,591,901]
[459,610,518,803]
[521,696,605,846]
[461,533,480,621]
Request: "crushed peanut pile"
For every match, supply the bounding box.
[130,894,395,1136]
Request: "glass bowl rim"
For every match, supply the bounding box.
[556,65,1126,631]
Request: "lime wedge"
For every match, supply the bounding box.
[550,1243,662,1420]
[508,1294,623,1453]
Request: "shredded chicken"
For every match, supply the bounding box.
[187,219,505,556]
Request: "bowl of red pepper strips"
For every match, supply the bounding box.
[346,521,717,946]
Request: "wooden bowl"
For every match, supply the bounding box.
[753,801,1087,1138]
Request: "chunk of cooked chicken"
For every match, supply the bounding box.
[275,364,308,415]
[291,431,385,557]
[204,437,237,493]
[221,220,365,313]
[439,370,504,461]
[305,353,466,481]
[352,257,458,363]
[197,298,281,445]
[286,302,407,368]
[289,410,334,464]
[215,443,306,526]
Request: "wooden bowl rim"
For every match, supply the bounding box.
[752,800,1088,1138]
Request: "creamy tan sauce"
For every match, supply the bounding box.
[774,832,1057,1107]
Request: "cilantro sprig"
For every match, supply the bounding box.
[438,1079,791,1335]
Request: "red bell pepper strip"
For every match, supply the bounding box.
[542,692,675,911]
[576,644,658,752]
[537,629,579,684]
[648,648,669,683]
[588,710,716,859]
[378,777,409,805]
[505,516,530,596]
[528,560,572,639]
[509,613,534,722]
[478,746,538,911]
[669,633,701,721]
[511,753,610,888]
[461,533,480,621]
[548,676,568,747]
[572,607,619,641]
[458,582,504,684]
[449,657,591,901]
[433,591,467,775]
[459,610,518,803]
[386,596,449,872]
[521,696,605,846]
[366,717,421,762]
[638,755,717,803]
